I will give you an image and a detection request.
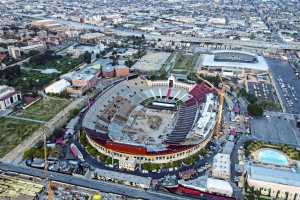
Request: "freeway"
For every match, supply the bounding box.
[18,14,300,51]
[0,162,193,200]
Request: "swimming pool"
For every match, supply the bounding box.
[257,149,289,166]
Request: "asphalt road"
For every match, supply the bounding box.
[230,135,252,200]
[0,162,194,200]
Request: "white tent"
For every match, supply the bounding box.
[207,178,233,197]
[45,79,71,94]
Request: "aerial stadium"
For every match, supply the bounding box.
[80,75,222,169]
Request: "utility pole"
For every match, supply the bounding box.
[42,126,53,200]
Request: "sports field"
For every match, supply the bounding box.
[172,53,199,71]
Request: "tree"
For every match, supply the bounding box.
[70,108,80,118]
[83,51,92,64]
[27,50,40,57]
[124,59,134,68]
[111,50,119,66]
[246,93,257,104]
[247,103,263,117]
[29,50,56,66]
[239,88,248,97]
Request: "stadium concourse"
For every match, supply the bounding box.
[80,75,220,169]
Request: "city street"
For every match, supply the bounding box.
[0,162,195,200]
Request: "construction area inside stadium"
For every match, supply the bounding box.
[79,75,224,170]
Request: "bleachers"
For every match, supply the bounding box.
[166,83,215,144]
[188,83,214,103]
[166,101,198,144]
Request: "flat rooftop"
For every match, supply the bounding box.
[248,164,300,188]
[0,175,43,199]
[61,65,98,81]
[132,52,171,72]
[94,168,151,187]
[201,52,269,71]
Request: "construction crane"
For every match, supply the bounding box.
[43,126,54,200]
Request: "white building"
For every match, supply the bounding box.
[247,165,300,200]
[20,43,45,53]
[212,153,231,180]
[0,85,21,110]
[44,79,71,94]
[119,158,136,171]
[208,18,226,25]
[200,50,269,77]
[80,32,105,44]
[207,178,233,197]
[8,46,21,59]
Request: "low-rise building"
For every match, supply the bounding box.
[0,85,21,110]
[94,168,151,189]
[20,43,46,53]
[119,158,136,171]
[115,65,129,77]
[212,153,231,180]
[62,65,99,96]
[8,46,21,59]
[80,33,106,44]
[247,165,300,200]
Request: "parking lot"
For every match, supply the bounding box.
[250,115,300,148]
[247,81,276,102]
[268,59,300,114]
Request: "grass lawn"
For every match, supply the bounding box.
[0,118,40,158]
[15,97,71,121]
[172,53,199,71]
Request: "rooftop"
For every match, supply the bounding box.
[201,50,269,71]
[94,168,151,187]
[247,164,300,188]
[207,178,233,193]
[0,175,43,199]
[0,85,16,100]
